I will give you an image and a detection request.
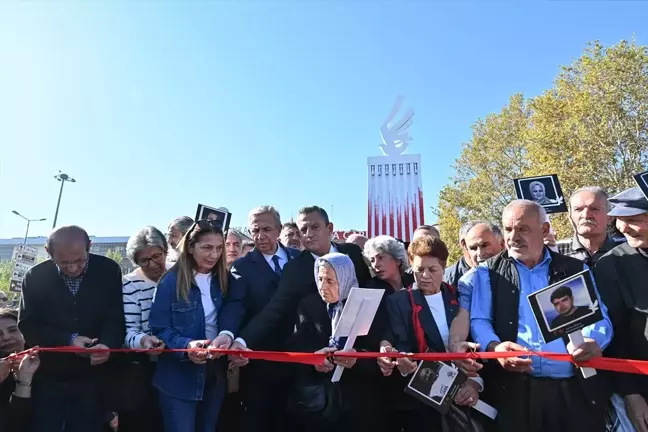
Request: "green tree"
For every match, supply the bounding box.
[527,40,648,237]
[105,249,124,264]
[438,39,648,263]
[437,94,531,262]
[0,262,12,294]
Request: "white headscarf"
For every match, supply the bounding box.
[314,253,358,345]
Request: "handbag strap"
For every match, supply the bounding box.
[407,287,428,353]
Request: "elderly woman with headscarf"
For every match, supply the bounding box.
[119,226,168,432]
[529,181,558,205]
[296,253,382,431]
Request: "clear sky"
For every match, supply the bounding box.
[0,0,646,239]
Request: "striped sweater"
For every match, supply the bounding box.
[122,268,157,349]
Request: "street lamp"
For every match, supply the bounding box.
[52,171,76,229]
[12,210,47,244]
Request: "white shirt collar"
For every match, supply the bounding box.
[262,242,288,267]
[310,243,338,260]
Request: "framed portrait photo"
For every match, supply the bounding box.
[404,353,467,415]
[195,204,231,232]
[527,269,603,344]
[633,169,648,200]
[513,174,567,214]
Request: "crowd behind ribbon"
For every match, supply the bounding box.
[1,184,648,432]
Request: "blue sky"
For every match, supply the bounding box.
[0,1,646,239]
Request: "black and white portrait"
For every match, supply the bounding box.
[633,170,648,200]
[527,269,603,343]
[513,174,567,214]
[405,360,465,414]
[195,204,231,232]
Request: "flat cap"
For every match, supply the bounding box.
[608,187,648,217]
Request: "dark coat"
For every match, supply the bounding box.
[18,254,125,381]
[229,243,301,386]
[238,242,372,386]
[384,284,459,412]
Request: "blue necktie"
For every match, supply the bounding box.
[271,255,282,276]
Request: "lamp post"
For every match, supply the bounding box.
[12,211,46,244]
[52,171,76,229]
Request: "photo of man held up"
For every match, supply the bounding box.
[549,286,592,329]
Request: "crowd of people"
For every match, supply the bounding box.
[1,183,648,432]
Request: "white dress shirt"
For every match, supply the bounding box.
[262,243,289,271]
[425,292,450,349]
[403,285,484,391]
[234,243,293,348]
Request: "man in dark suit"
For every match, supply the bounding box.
[227,206,300,432]
[232,206,371,428]
[18,225,125,432]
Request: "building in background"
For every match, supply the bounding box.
[332,230,368,243]
[0,236,132,273]
[367,96,424,242]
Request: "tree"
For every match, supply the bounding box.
[437,94,531,261]
[0,262,11,294]
[527,40,648,236]
[105,249,124,264]
[438,39,648,263]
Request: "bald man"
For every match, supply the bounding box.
[461,200,612,431]
[346,233,369,250]
[19,225,125,432]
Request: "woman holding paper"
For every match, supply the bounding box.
[381,235,484,432]
[293,252,377,431]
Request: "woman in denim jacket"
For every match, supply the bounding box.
[149,220,244,432]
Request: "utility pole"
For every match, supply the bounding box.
[52,171,76,229]
[12,211,46,244]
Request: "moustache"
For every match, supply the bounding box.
[508,242,527,249]
[579,218,598,226]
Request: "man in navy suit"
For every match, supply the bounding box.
[228,206,301,432]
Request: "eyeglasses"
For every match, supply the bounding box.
[57,257,88,269]
[137,252,165,268]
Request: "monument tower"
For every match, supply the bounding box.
[367,96,424,242]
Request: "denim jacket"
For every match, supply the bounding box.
[149,269,244,401]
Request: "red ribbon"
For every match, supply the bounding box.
[9,346,648,375]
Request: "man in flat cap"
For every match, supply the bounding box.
[594,186,648,432]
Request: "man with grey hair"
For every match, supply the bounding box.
[462,200,612,431]
[165,216,194,263]
[559,186,622,267]
[19,225,125,432]
[412,224,441,240]
[227,205,301,432]
[444,221,504,288]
